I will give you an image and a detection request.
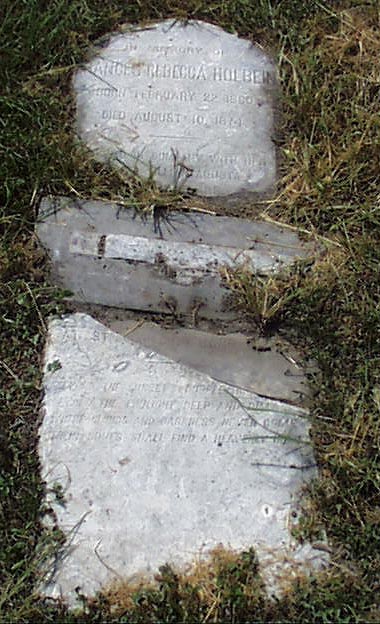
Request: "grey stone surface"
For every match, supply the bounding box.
[37,197,318,319]
[39,313,327,603]
[73,20,277,198]
[108,319,309,404]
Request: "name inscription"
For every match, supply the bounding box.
[92,61,275,84]
[74,21,277,196]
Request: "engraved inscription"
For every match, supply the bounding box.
[44,348,308,453]
[92,61,275,84]
[39,315,323,602]
[74,20,277,196]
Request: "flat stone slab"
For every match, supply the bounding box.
[37,197,317,319]
[73,20,277,198]
[108,319,309,404]
[39,313,327,603]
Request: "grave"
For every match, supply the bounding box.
[37,197,318,319]
[39,313,327,603]
[73,20,277,198]
[37,17,328,607]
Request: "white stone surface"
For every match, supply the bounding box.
[73,20,277,197]
[39,314,327,603]
[37,197,318,319]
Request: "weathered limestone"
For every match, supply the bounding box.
[39,313,327,603]
[37,197,317,319]
[108,319,310,404]
[73,20,277,198]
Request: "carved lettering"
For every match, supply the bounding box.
[134,111,184,124]
[75,21,277,196]
[146,63,208,80]
[133,89,196,102]
[134,432,164,443]
[46,431,122,441]
[103,382,121,392]
[213,115,243,128]
[102,110,126,121]
[93,61,141,78]
[214,433,242,444]
[171,432,196,443]
[213,67,276,84]
[92,61,275,85]
[193,170,241,181]
[100,398,117,409]
[149,45,204,57]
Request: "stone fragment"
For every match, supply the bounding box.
[37,197,317,319]
[108,319,310,404]
[73,20,277,198]
[39,313,327,604]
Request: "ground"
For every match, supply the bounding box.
[1,0,380,622]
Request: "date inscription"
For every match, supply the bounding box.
[74,21,277,196]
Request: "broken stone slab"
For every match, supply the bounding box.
[73,20,278,199]
[107,319,310,405]
[37,196,317,319]
[39,313,328,604]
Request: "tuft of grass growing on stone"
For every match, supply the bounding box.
[1,0,380,622]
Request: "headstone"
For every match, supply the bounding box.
[108,319,310,404]
[37,197,317,319]
[73,20,277,198]
[39,313,327,603]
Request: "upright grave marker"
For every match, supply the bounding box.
[74,20,277,197]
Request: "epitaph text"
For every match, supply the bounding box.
[74,21,277,197]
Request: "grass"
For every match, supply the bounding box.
[1,0,380,621]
